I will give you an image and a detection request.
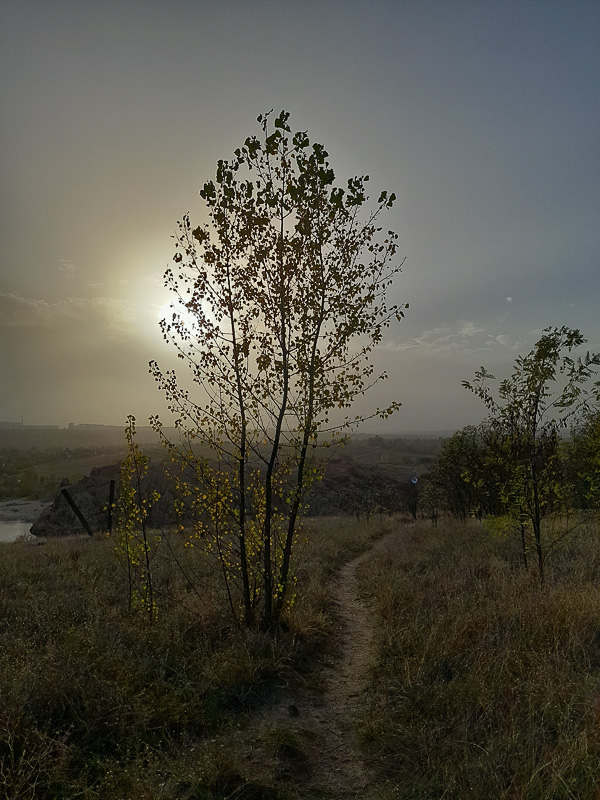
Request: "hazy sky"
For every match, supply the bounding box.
[1,0,599,433]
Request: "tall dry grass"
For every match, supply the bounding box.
[0,515,387,799]
[7,513,599,798]
[357,517,600,799]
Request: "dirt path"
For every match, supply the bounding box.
[255,530,397,799]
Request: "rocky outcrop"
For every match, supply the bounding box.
[30,462,175,537]
[30,453,418,537]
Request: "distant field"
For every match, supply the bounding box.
[0,425,166,451]
[0,431,444,504]
[31,449,127,483]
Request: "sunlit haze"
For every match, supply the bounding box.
[1,0,599,433]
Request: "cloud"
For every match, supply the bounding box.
[58,258,78,277]
[458,320,485,338]
[0,289,162,426]
[143,274,163,286]
[0,291,135,332]
[0,291,181,371]
[384,319,524,355]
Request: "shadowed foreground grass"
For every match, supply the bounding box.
[0,516,383,799]
[5,515,600,799]
[357,517,600,800]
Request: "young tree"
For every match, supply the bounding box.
[150,111,406,627]
[115,416,161,621]
[463,327,600,581]
[566,410,600,511]
[432,425,488,521]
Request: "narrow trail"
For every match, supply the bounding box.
[255,530,397,799]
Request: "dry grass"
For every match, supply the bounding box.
[0,516,385,799]
[5,513,600,798]
[357,517,600,799]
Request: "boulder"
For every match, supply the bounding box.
[30,462,175,537]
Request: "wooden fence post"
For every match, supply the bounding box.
[61,489,94,537]
[107,479,116,534]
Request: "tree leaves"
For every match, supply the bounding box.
[150,110,406,626]
[463,327,600,581]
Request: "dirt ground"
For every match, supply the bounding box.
[249,530,398,799]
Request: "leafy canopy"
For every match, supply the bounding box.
[150,110,406,451]
[148,110,406,626]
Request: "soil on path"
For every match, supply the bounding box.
[254,529,398,799]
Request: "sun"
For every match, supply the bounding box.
[154,300,206,335]
[156,302,175,323]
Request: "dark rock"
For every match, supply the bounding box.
[30,462,175,537]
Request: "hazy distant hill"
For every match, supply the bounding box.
[0,425,446,505]
[0,423,455,452]
[0,424,169,451]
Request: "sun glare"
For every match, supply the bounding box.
[156,302,174,323]
[154,300,204,333]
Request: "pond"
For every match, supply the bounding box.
[0,520,34,542]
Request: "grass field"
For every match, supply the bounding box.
[357,517,600,799]
[0,516,381,799]
[2,514,600,798]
